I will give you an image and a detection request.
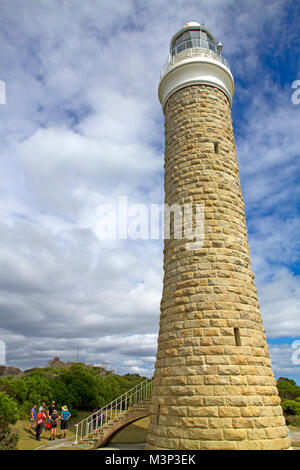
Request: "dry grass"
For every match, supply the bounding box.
[110,417,150,444]
[289,425,300,433]
[12,411,93,450]
[12,420,55,450]
[12,411,149,450]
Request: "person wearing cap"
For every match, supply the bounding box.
[60,406,71,439]
[49,409,61,440]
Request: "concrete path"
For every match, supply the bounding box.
[35,437,90,451]
[98,443,146,450]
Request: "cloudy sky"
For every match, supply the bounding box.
[0,0,299,382]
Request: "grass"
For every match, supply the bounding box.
[12,420,50,450]
[55,446,86,450]
[13,413,300,450]
[12,414,150,450]
[286,414,300,447]
[111,417,150,444]
[289,425,300,433]
[12,409,149,450]
[12,411,93,450]
[286,415,300,428]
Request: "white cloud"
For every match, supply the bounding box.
[0,0,298,381]
[269,343,300,381]
[258,269,300,338]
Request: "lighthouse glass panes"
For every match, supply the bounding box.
[171,29,217,56]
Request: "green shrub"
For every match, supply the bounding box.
[69,408,78,418]
[285,414,300,427]
[277,379,300,400]
[281,399,300,415]
[0,392,19,450]
[0,361,145,416]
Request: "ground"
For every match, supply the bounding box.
[110,417,149,444]
[12,410,91,450]
[11,415,300,450]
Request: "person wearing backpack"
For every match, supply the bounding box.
[35,407,46,441]
[49,409,61,441]
[46,401,56,432]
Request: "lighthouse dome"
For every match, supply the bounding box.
[184,21,201,27]
[170,23,217,56]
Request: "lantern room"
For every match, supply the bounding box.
[170,21,222,57]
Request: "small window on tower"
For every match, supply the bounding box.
[234,328,241,346]
[157,405,161,425]
[214,142,219,154]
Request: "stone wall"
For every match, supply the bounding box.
[146,85,291,450]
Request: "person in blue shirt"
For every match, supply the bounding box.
[28,404,36,432]
[60,406,71,439]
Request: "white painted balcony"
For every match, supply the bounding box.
[161,39,230,80]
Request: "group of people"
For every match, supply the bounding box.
[29,401,71,441]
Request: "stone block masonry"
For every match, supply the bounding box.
[145,84,291,450]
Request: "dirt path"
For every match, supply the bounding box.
[291,430,300,441]
[36,439,146,451]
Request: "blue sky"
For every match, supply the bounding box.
[0,0,299,383]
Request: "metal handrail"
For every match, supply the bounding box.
[161,42,230,79]
[74,378,153,444]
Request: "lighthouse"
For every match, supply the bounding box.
[146,22,291,450]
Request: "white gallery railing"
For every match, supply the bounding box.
[161,46,230,79]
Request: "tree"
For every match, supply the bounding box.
[281,399,300,416]
[277,378,300,400]
[60,364,99,409]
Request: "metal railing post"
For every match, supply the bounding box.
[74,424,78,445]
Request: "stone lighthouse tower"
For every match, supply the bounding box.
[146,22,291,451]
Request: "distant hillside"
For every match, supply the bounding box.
[23,356,116,378]
[0,366,23,378]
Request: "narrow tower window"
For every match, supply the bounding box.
[234,327,241,346]
[156,405,161,425]
[214,142,219,154]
